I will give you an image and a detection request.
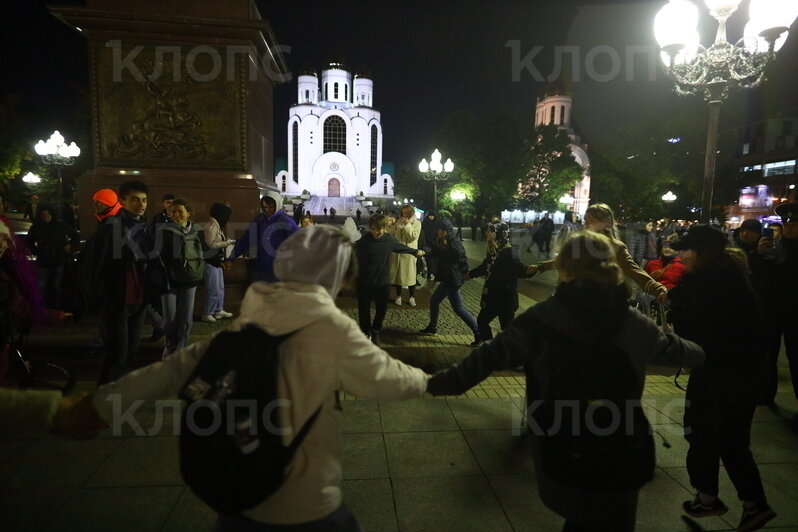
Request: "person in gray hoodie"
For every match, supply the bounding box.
[56,225,430,530]
[427,231,705,532]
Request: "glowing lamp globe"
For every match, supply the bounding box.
[419,159,429,173]
[750,0,798,34]
[443,158,454,173]
[703,0,742,17]
[654,0,700,49]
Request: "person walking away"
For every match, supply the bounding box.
[453,211,464,240]
[538,215,555,256]
[57,225,431,530]
[229,192,299,283]
[419,218,481,346]
[201,203,235,323]
[356,215,424,345]
[756,203,798,404]
[427,231,705,532]
[388,204,422,307]
[422,211,438,280]
[469,222,537,342]
[158,198,204,358]
[92,181,167,384]
[26,205,79,308]
[668,225,777,531]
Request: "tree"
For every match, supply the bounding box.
[518,124,583,211]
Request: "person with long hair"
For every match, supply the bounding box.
[668,225,776,531]
[427,231,704,531]
[419,218,481,346]
[388,204,422,306]
[201,203,235,323]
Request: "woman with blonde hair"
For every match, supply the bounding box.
[427,231,705,531]
[388,204,422,306]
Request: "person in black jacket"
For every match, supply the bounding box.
[419,218,480,346]
[668,225,777,531]
[355,215,424,345]
[26,205,78,308]
[151,193,174,231]
[469,222,538,342]
[421,211,438,279]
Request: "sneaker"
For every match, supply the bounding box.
[214,310,233,319]
[201,314,217,323]
[418,326,437,336]
[682,495,729,518]
[737,503,777,532]
[371,330,381,346]
[394,297,402,306]
[408,297,417,307]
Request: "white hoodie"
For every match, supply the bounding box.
[94,280,429,524]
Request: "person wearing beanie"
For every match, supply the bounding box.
[201,203,235,323]
[668,224,777,531]
[468,222,538,342]
[92,188,122,222]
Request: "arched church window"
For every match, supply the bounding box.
[549,106,555,125]
[305,90,310,102]
[281,175,286,192]
[292,121,299,183]
[383,177,388,195]
[334,83,339,99]
[345,84,348,101]
[324,83,328,100]
[323,115,346,154]
[560,105,566,125]
[370,125,378,186]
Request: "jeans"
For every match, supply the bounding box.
[98,303,146,385]
[428,283,478,333]
[37,265,64,308]
[213,505,362,532]
[476,303,516,341]
[161,286,197,352]
[762,313,798,401]
[684,362,769,504]
[357,282,389,334]
[204,264,225,315]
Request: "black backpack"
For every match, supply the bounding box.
[526,319,655,491]
[178,325,321,514]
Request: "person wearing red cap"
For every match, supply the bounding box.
[92,189,122,222]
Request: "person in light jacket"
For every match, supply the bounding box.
[428,231,705,532]
[388,204,422,306]
[56,225,430,531]
[201,203,235,323]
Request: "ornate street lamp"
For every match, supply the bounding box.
[34,130,80,217]
[559,192,575,209]
[22,172,42,184]
[419,148,454,213]
[654,0,798,223]
[662,191,678,203]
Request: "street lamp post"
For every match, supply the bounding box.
[654,0,798,223]
[34,130,80,218]
[418,149,454,213]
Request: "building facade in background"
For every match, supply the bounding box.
[534,92,591,216]
[274,63,394,200]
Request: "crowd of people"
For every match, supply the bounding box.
[1,182,797,531]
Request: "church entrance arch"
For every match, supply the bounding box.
[328,177,341,197]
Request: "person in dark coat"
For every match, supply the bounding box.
[26,205,79,308]
[355,215,424,345]
[151,193,175,230]
[419,218,480,346]
[668,225,777,531]
[469,222,537,342]
[427,231,705,532]
[421,211,438,280]
[537,215,555,256]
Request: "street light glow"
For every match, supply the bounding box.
[450,190,467,201]
[662,191,678,203]
[22,172,41,184]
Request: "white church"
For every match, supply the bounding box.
[274,63,394,203]
[534,91,591,216]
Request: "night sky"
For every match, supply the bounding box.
[3,0,798,172]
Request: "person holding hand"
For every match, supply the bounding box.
[388,204,422,307]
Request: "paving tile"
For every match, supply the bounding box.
[162,487,218,532]
[384,431,481,478]
[393,476,513,532]
[343,478,397,532]
[651,423,691,468]
[447,397,522,431]
[462,429,535,475]
[341,399,381,433]
[379,398,458,432]
[341,432,388,480]
[750,421,798,464]
[0,488,74,532]
[487,474,563,532]
[48,486,183,532]
[643,394,687,424]
[84,436,183,487]
[0,438,122,489]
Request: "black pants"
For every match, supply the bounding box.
[357,283,389,334]
[393,284,416,298]
[684,362,768,504]
[98,302,146,385]
[477,303,516,341]
[762,313,798,401]
[426,256,437,279]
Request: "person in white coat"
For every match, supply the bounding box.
[388,204,422,306]
[56,225,430,531]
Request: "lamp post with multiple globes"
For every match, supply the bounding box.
[418,149,454,213]
[34,131,80,218]
[654,0,798,223]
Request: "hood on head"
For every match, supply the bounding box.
[261,189,284,213]
[210,203,232,227]
[273,224,353,299]
[437,218,455,235]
